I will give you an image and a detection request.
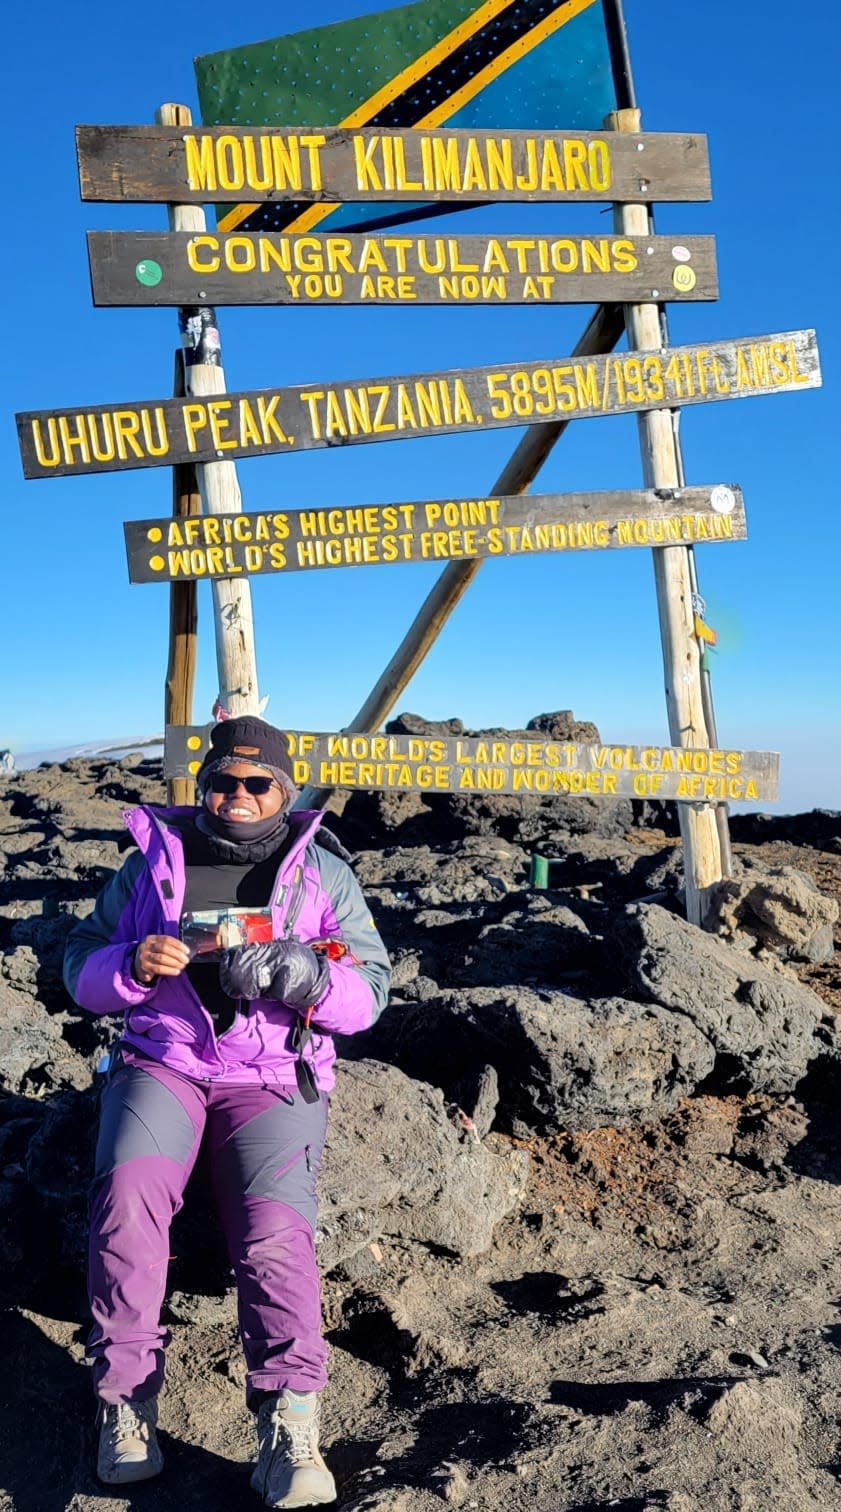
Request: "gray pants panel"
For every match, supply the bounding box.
[213,1090,328,1230]
[94,1063,198,1178]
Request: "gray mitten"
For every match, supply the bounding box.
[219,939,329,1007]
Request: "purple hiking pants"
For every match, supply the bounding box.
[88,1050,329,1407]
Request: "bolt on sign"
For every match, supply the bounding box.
[17,330,820,480]
[76,124,712,208]
[123,485,746,583]
[88,230,718,308]
[165,726,779,805]
[193,0,620,237]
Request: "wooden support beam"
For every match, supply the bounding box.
[156,102,260,718]
[165,349,199,807]
[608,106,722,925]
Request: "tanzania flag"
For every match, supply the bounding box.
[194,0,617,236]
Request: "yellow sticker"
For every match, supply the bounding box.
[672,265,697,293]
[149,555,165,571]
[188,760,201,775]
[187,736,202,750]
[147,526,163,542]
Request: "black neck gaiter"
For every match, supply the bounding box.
[194,808,290,863]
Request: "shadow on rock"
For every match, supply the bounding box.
[491,1272,605,1322]
[328,1291,417,1378]
[0,1311,241,1512]
[777,1059,841,1187]
[563,1498,671,1511]
[549,1373,736,1426]
[0,1086,97,1317]
[337,1391,537,1502]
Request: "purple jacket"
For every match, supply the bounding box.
[63,805,391,1091]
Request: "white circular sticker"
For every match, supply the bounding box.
[710,486,736,514]
[671,245,692,262]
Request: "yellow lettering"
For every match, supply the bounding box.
[271,135,302,191]
[187,234,220,272]
[485,139,513,191]
[112,411,142,460]
[359,239,388,272]
[208,399,235,450]
[184,135,217,191]
[242,134,274,191]
[396,386,418,430]
[256,395,289,446]
[371,386,394,433]
[140,408,168,457]
[325,390,349,438]
[588,140,611,191]
[562,139,588,190]
[87,412,117,463]
[183,403,208,452]
[461,138,488,192]
[539,139,565,191]
[216,134,244,192]
[612,238,636,271]
[31,418,61,468]
[238,399,263,448]
[301,135,326,190]
[354,135,382,191]
[431,137,460,192]
[483,239,509,274]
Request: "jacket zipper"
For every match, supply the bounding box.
[144,811,181,920]
[283,865,308,937]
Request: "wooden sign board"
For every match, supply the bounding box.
[76,125,712,206]
[17,330,820,481]
[165,726,779,804]
[88,231,718,308]
[124,486,746,584]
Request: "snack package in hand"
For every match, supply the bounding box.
[180,908,274,961]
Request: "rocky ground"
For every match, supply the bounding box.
[2,711,841,1512]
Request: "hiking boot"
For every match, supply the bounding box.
[250,1390,336,1508]
[96,1398,164,1485]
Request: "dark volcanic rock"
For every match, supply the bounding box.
[393,985,714,1135]
[729,807,841,852]
[450,896,595,989]
[0,1084,98,1306]
[617,902,825,1092]
[320,1059,528,1269]
[706,858,838,963]
[0,980,87,1095]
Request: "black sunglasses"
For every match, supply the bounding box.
[209,773,278,796]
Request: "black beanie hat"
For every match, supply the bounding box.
[196,717,296,788]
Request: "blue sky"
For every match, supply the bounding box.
[4,1,839,813]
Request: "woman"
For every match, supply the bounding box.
[63,716,391,1509]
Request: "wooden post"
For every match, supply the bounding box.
[165,350,199,806]
[607,106,722,925]
[295,301,626,810]
[156,103,259,716]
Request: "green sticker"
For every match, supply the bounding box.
[135,259,163,287]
